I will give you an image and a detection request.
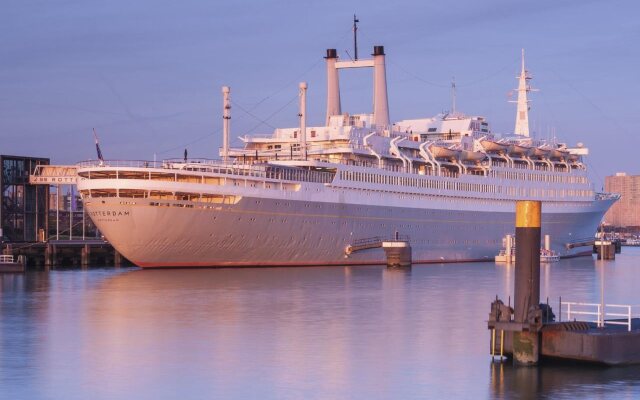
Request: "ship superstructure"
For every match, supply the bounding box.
[73,44,617,267]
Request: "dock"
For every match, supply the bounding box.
[0,254,26,273]
[2,240,128,268]
[488,200,640,366]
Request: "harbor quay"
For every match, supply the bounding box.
[2,240,127,269]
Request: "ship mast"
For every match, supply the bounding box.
[451,77,457,115]
[512,49,537,137]
[353,14,359,60]
[222,86,231,162]
[299,82,307,160]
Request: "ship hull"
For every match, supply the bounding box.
[86,196,612,268]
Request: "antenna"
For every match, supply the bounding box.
[353,14,359,60]
[451,77,457,115]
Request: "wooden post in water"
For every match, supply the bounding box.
[81,244,90,268]
[513,200,541,365]
[114,249,122,268]
[45,243,57,269]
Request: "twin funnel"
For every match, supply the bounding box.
[325,46,390,128]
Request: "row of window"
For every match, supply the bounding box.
[338,170,593,198]
[490,169,588,184]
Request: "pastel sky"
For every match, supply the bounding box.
[1,0,638,188]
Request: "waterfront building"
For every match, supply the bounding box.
[0,155,49,242]
[604,173,640,229]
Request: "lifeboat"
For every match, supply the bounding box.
[429,143,460,160]
[530,146,550,158]
[480,139,509,153]
[567,153,580,162]
[459,150,487,162]
[508,143,531,156]
[549,148,569,160]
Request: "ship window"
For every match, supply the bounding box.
[150,172,176,182]
[428,128,437,132]
[148,190,174,200]
[177,174,201,183]
[118,171,149,180]
[89,189,118,198]
[119,189,147,199]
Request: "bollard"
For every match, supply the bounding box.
[513,200,541,365]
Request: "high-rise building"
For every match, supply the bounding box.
[604,173,640,228]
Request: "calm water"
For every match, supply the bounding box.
[2,249,640,399]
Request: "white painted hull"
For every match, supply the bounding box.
[85,194,612,268]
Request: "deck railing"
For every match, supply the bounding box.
[77,159,335,184]
[562,301,638,331]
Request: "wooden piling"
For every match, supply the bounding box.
[81,244,90,267]
[45,243,57,268]
[114,250,122,268]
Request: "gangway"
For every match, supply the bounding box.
[345,234,412,267]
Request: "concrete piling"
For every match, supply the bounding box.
[514,201,541,323]
[513,200,542,365]
[383,242,411,268]
[595,242,616,260]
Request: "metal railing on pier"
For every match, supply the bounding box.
[561,301,639,332]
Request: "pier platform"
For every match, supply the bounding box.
[2,240,129,268]
[495,320,640,365]
[0,255,26,273]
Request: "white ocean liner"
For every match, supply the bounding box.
[76,45,617,267]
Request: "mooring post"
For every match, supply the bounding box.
[81,244,90,268]
[512,200,542,365]
[45,243,57,269]
[114,249,122,268]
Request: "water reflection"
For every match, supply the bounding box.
[489,362,640,399]
[1,249,639,399]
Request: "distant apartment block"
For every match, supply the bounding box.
[604,172,640,228]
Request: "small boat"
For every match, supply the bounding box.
[495,249,514,263]
[540,249,560,263]
[495,248,560,263]
[481,139,509,153]
[548,148,569,160]
[0,255,26,273]
[508,143,531,156]
[460,150,486,162]
[567,153,580,162]
[530,146,550,158]
[429,143,460,160]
